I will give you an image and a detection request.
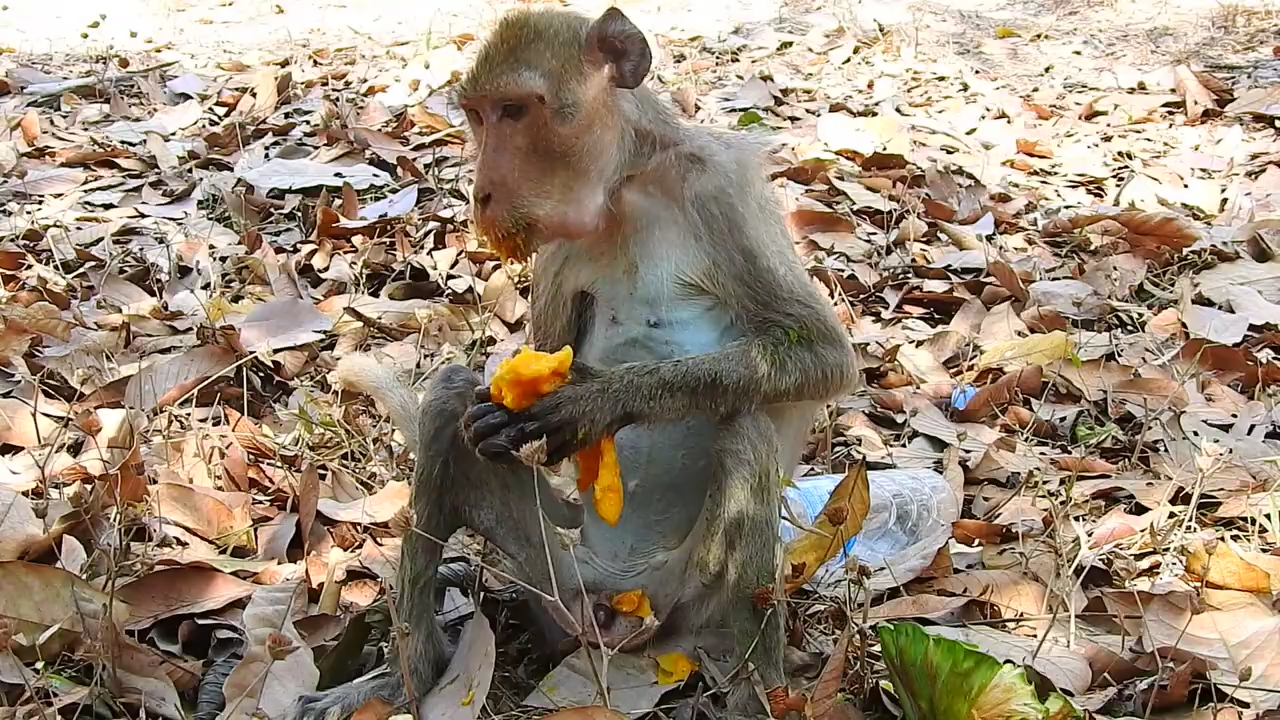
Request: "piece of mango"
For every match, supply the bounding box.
[489,346,624,526]
[610,589,653,618]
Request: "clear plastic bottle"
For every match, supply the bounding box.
[780,468,958,591]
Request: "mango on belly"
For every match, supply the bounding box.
[489,345,624,526]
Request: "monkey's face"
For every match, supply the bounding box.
[460,90,614,262]
[455,7,654,261]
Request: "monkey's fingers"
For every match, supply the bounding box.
[475,422,541,459]
[466,406,519,445]
[473,385,493,403]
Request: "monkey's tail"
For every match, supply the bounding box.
[333,354,421,450]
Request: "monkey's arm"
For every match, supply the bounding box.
[604,240,855,421]
[472,216,855,464]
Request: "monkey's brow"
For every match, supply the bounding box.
[459,68,551,101]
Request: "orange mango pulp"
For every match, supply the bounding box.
[489,346,623,526]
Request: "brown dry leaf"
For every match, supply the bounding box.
[1103,589,1280,709]
[151,482,255,550]
[0,486,42,560]
[1185,538,1273,593]
[1015,138,1053,158]
[808,630,850,719]
[124,345,238,410]
[316,480,410,524]
[915,569,1046,623]
[0,560,131,662]
[783,461,871,592]
[0,398,60,447]
[865,594,972,621]
[219,580,319,720]
[951,519,1007,546]
[115,567,257,630]
[1175,64,1217,121]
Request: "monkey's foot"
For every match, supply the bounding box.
[289,668,405,720]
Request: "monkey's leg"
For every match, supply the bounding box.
[290,364,578,720]
[691,412,786,719]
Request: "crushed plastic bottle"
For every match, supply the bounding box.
[780,468,959,591]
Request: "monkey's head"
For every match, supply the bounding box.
[456,7,653,261]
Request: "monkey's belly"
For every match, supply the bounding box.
[572,417,717,589]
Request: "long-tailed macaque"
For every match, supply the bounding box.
[291,7,855,719]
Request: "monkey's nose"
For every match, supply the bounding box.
[592,601,616,630]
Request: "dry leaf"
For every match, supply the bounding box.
[0,560,131,662]
[116,567,257,630]
[783,461,871,592]
[0,486,42,560]
[1103,589,1280,709]
[124,345,238,410]
[151,482,255,550]
[1185,538,1273,593]
[219,580,318,720]
[417,614,495,720]
[316,481,410,524]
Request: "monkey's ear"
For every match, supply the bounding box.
[586,7,652,90]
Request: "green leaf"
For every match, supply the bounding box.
[878,622,1052,720]
[737,110,764,127]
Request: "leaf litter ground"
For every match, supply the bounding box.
[0,0,1279,718]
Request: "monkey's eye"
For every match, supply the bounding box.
[465,109,484,128]
[500,102,528,122]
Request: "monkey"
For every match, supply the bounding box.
[290,6,856,720]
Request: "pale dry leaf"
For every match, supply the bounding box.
[238,158,392,191]
[480,266,529,325]
[115,567,257,630]
[102,99,203,142]
[540,710,628,720]
[0,398,60,447]
[418,614,496,720]
[0,486,41,560]
[219,580,319,720]
[1222,285,1280,325]
[1182,304,1251,345]
[896,343,952,386]
[1103,589,1280,709]
[316,481,410,524]
[923,625,1093,694]
[0,560,131,662]
[6,166,86,195]
[1196,258,1280,305]
[151,482,255,550]
[238,299,334,352]
[1027,279,1108,319]
[124,345,238,410]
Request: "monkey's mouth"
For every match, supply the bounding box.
[472,210,542,262]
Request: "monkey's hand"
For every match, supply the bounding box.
[463,362,625,465]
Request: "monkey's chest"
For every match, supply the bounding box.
[572,293,737,586]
